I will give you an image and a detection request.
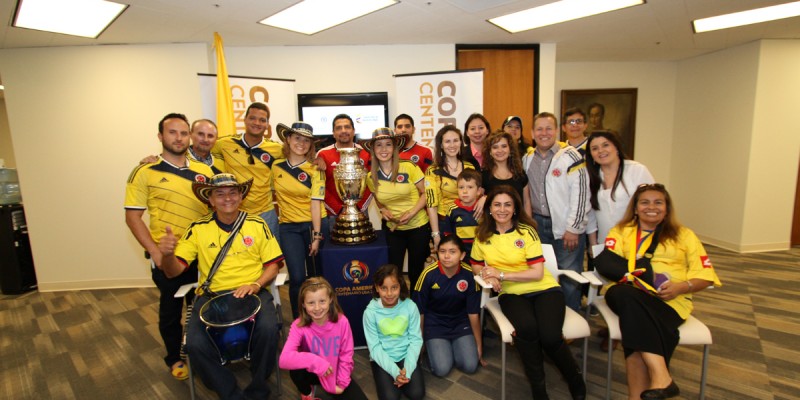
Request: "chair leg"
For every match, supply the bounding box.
[699,344,709,400]
[605,339,613,400]
[582,337,588,379]
[188,358,196,400]
[501,342,507,400]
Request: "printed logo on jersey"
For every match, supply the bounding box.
[260,153,271,163]
[700,255,712,268]
[455,216,463,223]
[432,283,440,290]
[411,155,420,163]
[297,172,308,182]
[343,260,370,285]
[457,279,468,292]
[424,180,430,187]
[552,168,562,177]
[233,149,241,154]
[160,177,169,183]
[242,236,254,247]
[195,174,207,183]
[514,239,525,248]
[208,242,218,249]
[605,238,617,250]
[396,175,406,183]
[319,187,325,196]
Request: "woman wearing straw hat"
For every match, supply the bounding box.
[274,121,328,318]
[360,128,431,290]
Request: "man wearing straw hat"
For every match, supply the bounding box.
[159,173,284,399]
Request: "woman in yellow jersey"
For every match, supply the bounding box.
[274,122,327,317]
[425,125,477,249]
[471,186,585,400]
[361,128,431,290]
[602,184,721,400]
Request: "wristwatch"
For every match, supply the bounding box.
[499,271,505,282]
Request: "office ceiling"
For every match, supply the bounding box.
[0,0,799,62]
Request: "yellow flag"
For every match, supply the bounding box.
[213,32,236,138]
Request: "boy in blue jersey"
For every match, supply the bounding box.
[442,169,482,262]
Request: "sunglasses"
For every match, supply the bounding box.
[637,183,666,191]
[245,148,255,165]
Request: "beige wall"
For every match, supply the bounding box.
[0,97,15,168]
[741,40,800,250]
[555,62,678,187]
[672,40,800,252]
[0,43,210,291]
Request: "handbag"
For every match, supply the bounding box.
[595,225,661,294]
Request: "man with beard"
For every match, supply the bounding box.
[212,102,284,241]
[316,114,372,221]
[124,113,214,380]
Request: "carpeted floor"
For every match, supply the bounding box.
[1,245,798,399]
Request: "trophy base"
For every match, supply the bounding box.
[331,213,377,245]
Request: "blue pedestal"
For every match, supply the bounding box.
[320,230,388,348]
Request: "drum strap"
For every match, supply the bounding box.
[199,211,248,296]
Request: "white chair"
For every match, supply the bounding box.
[476,243,591,400]
[175,271,287,400]
[584,244,712,400]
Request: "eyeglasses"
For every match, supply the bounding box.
[567,119,585,125]
[637,183,666,191]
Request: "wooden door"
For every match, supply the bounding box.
[792,158,800,246]
[456,47,538,145]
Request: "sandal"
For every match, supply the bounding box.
[171,361,189,381]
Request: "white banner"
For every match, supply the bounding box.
[198,74,296,141]
[394,70,483,148]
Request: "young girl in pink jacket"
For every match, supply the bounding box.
[279,277,367,400]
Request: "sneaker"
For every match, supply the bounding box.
[300,385,321,400]
[589,305,599,317]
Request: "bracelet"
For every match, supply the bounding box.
[499,271,505,282]
[431,231,440,238]
[251,281,262,289]
[685,280,693,293]
[312,231,324,240]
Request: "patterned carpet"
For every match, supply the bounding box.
[1,245,798,399]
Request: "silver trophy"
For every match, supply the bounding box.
[331,147,377,245]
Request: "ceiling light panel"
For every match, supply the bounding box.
[259,0,399,35]
[489,0,644,33]
[693,1,800,33]
[13,0,128,38]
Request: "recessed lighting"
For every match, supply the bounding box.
[693,1,800,33]
[489,0,644,33]
[259,0,398,35]
[13,0,128,39]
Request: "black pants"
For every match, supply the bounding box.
[605,284,684,364]
[151,262,197,367]
[385,223,431,290]
[370,360,425,400]
[289,369,368,400]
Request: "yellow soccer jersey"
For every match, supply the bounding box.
[470,223,559,296]
[175,214,284,294]
[367,160,429,231]
[212,135,283,215]
[273,159,327,224]
[187,149,226,174]
[124,157,213,243]
[424,162,476,217]
[605,224,722,319]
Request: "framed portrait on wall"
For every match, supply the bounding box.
[561,88,638,158]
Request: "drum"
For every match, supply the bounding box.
[199,292,262,365]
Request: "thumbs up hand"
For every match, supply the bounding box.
[159,225,178,257]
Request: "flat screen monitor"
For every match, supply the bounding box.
[298,92,389,140]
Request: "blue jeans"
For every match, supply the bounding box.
[425,334,479,377]
[259,209,280,243]
[186,289,279,399]
[534,214,586,312]
[279,218,329,318]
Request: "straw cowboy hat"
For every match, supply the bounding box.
[358,127,407,153]
[276,121,314,142]
[192,173,253,204]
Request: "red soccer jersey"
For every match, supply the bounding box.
[400,142,434,173]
